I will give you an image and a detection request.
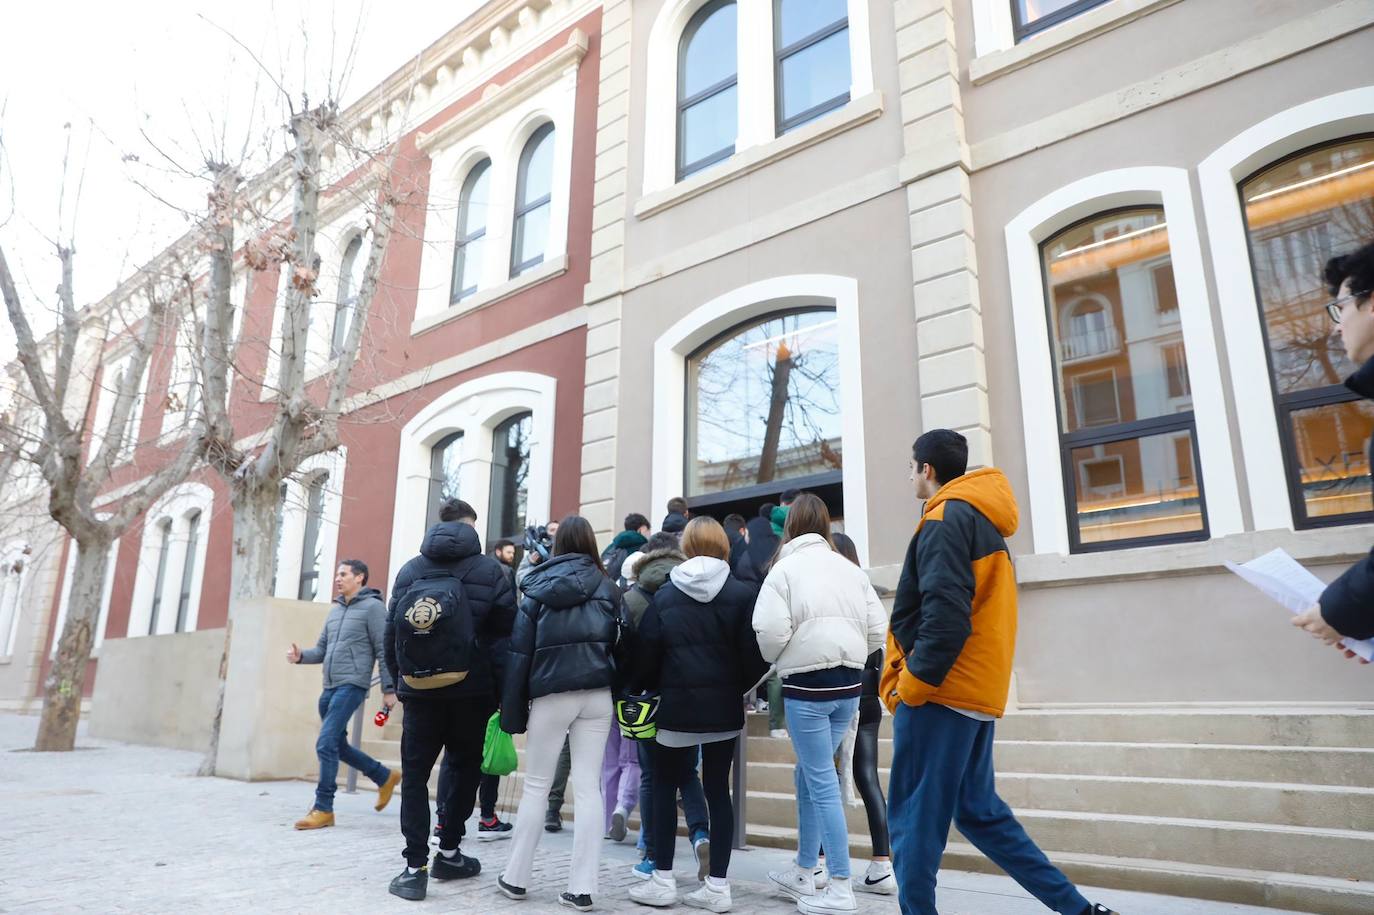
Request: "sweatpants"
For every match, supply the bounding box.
[650,738,736,879]
[601,727,641,831]
[888,702,1091,915]
[398,697,492,867]
[502,689,613,896]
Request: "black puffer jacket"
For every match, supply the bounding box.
[631,557,769,735]
[501,553,628,733]
[733,516,779,584]
[385,521,517,701]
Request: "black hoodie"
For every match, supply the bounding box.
[1319,356,1374,641]
[500,552,628,733]
[733,515,779,585]
[385,521,517,702]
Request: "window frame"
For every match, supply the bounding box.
[147,518,173,636]
[331,235,364,361]
[450,159,492,304]
[1040,207,1210,553]
[773,0,850,135]
[1237,133,1374,530]
[297,473,329,601]
[1010,0,1112,42]
[511,124,556,278]
[427,430,466,528]
[174,510,201,633]
[487,411,535,546]
[676,0,739,181]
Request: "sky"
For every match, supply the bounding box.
[0,0,484,369]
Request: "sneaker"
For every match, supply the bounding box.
[497,876,527,901]
[855,861,895,895]
[431,849,481,881]
[769,729,789,739]
[478,816,513,839]
[632,858,656,880]
[375,769,401,811]
[769,863,816,900]
[388,866,428,901]
[629,871,677,907]
[797,878,857,914]
[608,806,628,842]
[692,831,711,883]
[813,864,829,889]
[545,809,564,832]
[683,880,732,912]
[293,808,334,830]
[559,892,594,911]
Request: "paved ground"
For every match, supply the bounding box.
[0,714,1301,914]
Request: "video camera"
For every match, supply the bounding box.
[524,524,554,561]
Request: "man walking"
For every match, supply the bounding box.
[287,559,399,830]
[386,499,518,901]
[882,430,1119,915]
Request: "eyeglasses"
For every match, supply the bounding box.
[1328,291,1371,325]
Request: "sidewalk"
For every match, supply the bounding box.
[0,713,1299,914]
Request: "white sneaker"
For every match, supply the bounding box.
[813,864,829,889]
[629,871,677,907]
[769,729,789,739]
[797,878,857,914]
[683,880,732,912]
[855,861,896,895]
[769,863,816,900]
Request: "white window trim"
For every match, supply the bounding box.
[650,274,870,565]
[969,0,1183,81]
[273,448,349,603]
[412,47,581,328]
[388,372,557,580]
[51,532,119,659]
[1004,166,1243,555]
[125,482,215,637]
[1198,86,1374,533]
[0,541,29,658]
[641,0,875,197]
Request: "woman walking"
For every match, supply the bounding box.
[753,495,888,915]
[499,516,629,912]
[628,517,769,912]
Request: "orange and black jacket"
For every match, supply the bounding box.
[881,468,1019,718]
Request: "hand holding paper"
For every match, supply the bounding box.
[1224,549,1374,664]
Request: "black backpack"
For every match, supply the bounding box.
[601,544,631,586]
[393,569,474,690]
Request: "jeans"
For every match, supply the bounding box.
[314,685,388,813]
[786,696,859,879]
[889,703,1090,915]
[601,728,641,830]
[399,698,493,867]
[651,739,736,878]
[637,739,709,860]
[503,689,613,896]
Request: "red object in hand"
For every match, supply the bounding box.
[374,706,391,727]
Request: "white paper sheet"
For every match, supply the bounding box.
[1225,548,1374,662]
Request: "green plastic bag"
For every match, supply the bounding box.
[481,712,518,776]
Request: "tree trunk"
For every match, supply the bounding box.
[197,477,282,775]
[34,539,110,751]
[757,346,794,485]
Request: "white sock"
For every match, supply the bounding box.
[440,847,459,858]
[706,876,728,889]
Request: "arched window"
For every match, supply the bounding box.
[428,431,465,528]
[488,412,533,545]
[511,125,556,277]
[298,473,329,601]
[331,235,366,360]
[175,510,202,633]
[0,547,27,657]
[774,0,849,134]
[1240,135,1374,527]
[1043,208,1205,550]
[677,1,737,179]
[686,309,843,512]
[147,519,173,635]
[451,159,492,302]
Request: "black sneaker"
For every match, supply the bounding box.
[389,866,428,901]
[431,850,481,881]
[559,892,593,911]
[478,816,513,839]
[545,809,563,832]
[498,876,527,900]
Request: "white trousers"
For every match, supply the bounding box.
[502,688,613,896]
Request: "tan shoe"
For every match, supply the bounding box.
[295,809,335,830]
[375,770,401,811]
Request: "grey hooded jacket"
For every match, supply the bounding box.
[299,587,395,693]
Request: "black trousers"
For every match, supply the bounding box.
[854,702,890,857]
[399,697,493,867]
[651,739,736,879]
[437,761,502,823]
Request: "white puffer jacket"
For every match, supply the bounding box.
[753,534,888,677]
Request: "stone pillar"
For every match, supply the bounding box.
[580,0,633,546]
[896,0,992,467]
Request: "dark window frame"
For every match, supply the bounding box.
[1238,133,1374,530]
[1011,0,1112,42]
[511,124,555,277]
[427,430,465,529]
[1040,207,1210,553]
[773,0,850,135]
[147,518,173,635]
[677,0,738,181]
[451,159,492,303]
[298,473,329,601]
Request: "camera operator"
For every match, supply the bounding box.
[515,519,559,589]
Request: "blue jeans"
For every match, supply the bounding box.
[889,703,1090,915]
[314,685,389,813]
[786,696,860,879]
[635,739,709,859]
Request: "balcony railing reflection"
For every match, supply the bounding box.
[1060,326,1121,363]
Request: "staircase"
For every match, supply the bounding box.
[345,705,1374,913]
